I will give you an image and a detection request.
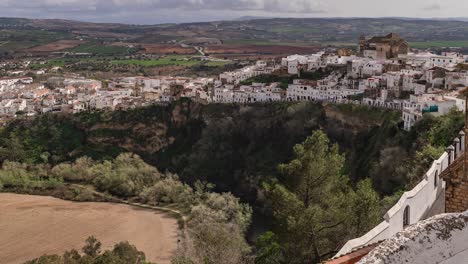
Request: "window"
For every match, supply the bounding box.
[403,206,410,228]
[434,170,439,188]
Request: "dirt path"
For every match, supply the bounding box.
[0,193,179,264]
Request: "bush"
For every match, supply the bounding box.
[51,157,95,182]
[24,237,148,264]
[0,161,63,190]
[140,175,193,206]
[92,153,162,197]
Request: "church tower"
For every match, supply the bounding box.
[358,34,366,56]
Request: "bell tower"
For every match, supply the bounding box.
[358,34,366,56]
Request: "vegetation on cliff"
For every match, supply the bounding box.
[0,100,464,263]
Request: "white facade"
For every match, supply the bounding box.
[362,61,384,76]
[402,94,458,131]
[337,131,466,257]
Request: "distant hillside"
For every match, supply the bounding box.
[3,17,468,47]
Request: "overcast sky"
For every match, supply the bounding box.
[0,0,465,24]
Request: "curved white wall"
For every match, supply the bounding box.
[336,130,465,257]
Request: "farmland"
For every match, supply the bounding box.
[26,40,84,52]
[111,56,200,67]
[409,40,468,48]
[0,29,72,52]
[0,193,178,264]
[204,44,321,55]
[137,44,196,54]
[70,42,138,55]
[3,17,468,57]
[110,55,233,67]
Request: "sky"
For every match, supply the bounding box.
[0,0,465,24]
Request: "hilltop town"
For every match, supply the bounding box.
[3,10,468,263]
[0,33,467,132]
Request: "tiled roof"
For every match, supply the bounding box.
[322,242,382,264]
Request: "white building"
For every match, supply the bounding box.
[402,94,458,131]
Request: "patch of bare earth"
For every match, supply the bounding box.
[0,193,178,264]
[27,40,84,52]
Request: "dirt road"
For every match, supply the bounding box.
[0,193,178,264]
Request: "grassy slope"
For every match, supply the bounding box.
[0,29,72,51]
[70,42,136,55]
[410,40,468,48]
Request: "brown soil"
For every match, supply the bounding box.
[0,193,179,264]
[205,44,321,55]
[27,40,84,52]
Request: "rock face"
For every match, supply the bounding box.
[358,211,468,264]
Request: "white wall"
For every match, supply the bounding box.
[358,211,468,264]
[336,131,465,257]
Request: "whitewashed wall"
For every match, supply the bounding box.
[336,130,465,257]
[357,211,468,264]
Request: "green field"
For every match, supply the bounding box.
[111,56,232,67]
[205,61,231,67]
[29,57,107,70]
[111,56,199,67]
[270,26,320,34]
[0,29,71,51]
[70,42,137,56]
[223,39,319,46]
[28,55,234,70]
[410,41,468,48]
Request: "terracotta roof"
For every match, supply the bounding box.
[322,242,382,264]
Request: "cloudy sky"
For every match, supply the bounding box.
[0,0,465,24]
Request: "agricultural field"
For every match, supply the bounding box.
[205,44,321,55]
[138,44,196,54]
[28,57,100,69]
[0,193,178,264]
[410,40,468,48]
[26,39,84,52]
[111,56,232,67]
[0,29,72,51]
[270,26,320,34]
[223,39,317,46]
[110,43,196,55]
[70,42,138,56]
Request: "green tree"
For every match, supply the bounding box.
[175,192,252,264]
[97,241,146,264]
[349,179,381,236]
[278,130,347,208]
[24,238,149,264]
[83,236,102,257]
[254,232,283,264]
[268,130,359,263]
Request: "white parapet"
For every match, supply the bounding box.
[335,130,465,257]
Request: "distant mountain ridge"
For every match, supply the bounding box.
[2,17,468,47]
